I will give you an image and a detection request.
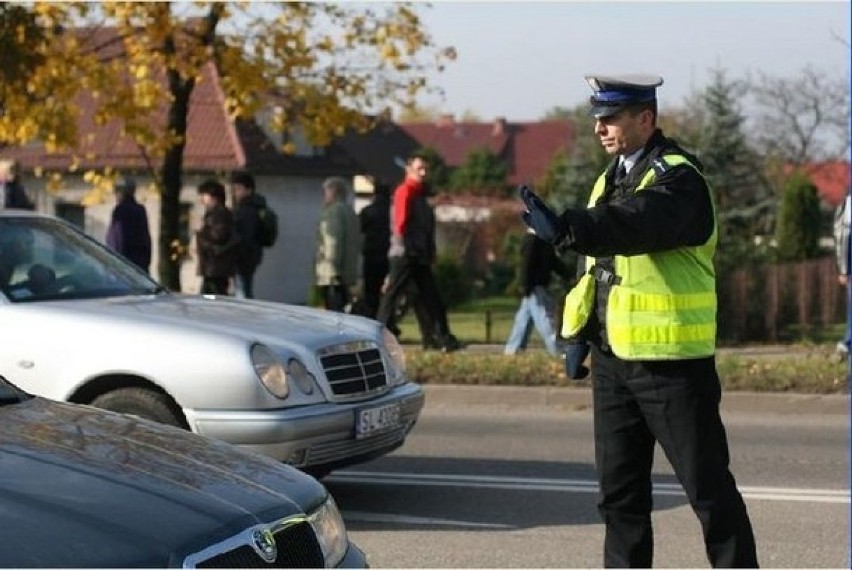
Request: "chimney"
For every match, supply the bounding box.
[492,117,507,136]
[437,113,455,128]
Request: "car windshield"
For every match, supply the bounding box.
[0,216,164,303]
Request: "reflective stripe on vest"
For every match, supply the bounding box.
[561,154,718,360]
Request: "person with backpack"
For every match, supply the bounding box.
[230,169,275,299]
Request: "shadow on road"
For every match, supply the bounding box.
[325,455,687,532]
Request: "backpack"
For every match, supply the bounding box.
[256,204,279,248]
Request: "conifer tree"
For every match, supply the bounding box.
[774,171,822,262]
[696,68,774,274]
[449,147,508,195]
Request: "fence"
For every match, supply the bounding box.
[718,256,846,342]
[399,256,847,346]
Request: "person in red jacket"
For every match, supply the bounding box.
[376,152,461,352]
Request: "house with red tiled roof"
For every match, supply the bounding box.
[799,161,850,207]
[0,61,363,304]
[399,114,576,187]
[402,115,576,272]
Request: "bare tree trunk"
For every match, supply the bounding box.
[156,5,221,291]
[158,53,193,290]
[158,133,186,290]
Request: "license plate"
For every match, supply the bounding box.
[355,403,401,439]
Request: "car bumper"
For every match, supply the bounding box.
[187,383,425,470]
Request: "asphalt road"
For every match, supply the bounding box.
[327,395,850,568]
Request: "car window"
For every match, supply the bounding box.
[0,217,163,302]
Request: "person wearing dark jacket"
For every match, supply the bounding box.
[520,74,757,568]
[105,176,152,273]
[359,180,392,319]
[376,153,461,352]
[504,229,569,356]
[230,170,264,299]
[196,180,237,295]
[0,159,35,210]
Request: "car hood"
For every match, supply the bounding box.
[25,293,379,348]
[0,397,327,567]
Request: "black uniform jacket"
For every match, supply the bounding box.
[560,129,715,350]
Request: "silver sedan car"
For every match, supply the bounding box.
[0,211,424,477]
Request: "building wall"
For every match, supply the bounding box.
[252,175,326,305]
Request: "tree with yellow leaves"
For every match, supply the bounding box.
[0,2,455,290]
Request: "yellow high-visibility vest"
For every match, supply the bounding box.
[561,154,718,360]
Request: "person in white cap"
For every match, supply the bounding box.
[520,74,758,568]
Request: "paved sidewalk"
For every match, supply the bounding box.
[421,384,850,416]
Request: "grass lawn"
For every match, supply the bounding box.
[394,297,541,347]
[394,296,849,349]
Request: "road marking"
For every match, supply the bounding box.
[328,471,850,505]
[343,510,514,529]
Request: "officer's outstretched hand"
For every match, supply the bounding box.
[519,185,567,245]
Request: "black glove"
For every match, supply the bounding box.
[519,185,567,246]
[563,339,590,380]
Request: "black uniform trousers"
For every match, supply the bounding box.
[591,344,758,568]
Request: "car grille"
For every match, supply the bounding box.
[186,518,324,568]
[318,342,387,398]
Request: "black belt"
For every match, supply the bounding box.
[589,264,622,286]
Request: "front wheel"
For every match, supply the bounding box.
[91,387,186,429]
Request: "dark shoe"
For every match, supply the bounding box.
[440,335,463,353]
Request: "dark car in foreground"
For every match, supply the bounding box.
[0,376,365,568]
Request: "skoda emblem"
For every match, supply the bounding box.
[250,528,278,563]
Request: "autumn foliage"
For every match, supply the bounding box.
[0,2,455,289]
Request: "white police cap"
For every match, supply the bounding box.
[584,74,664,118]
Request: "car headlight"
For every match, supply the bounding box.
[382,327,407,385]
[286,358,316,395]
[251,344,288,399]
[308,495,348,567]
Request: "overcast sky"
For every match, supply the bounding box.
[412,1,851,121]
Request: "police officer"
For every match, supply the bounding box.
[520,74,758,568]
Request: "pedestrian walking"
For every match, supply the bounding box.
[504,228,570,356]
[0,159,35,210]
[230,170,265,299]
[315,177,360,312]
[520,73,758,568]
[105,176,152,273]
[833,193,850,356]
[376,152,461,352]
[359,179,392,319]
[196,180,237,296]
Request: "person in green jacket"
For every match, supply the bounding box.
[315,177,360,312]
